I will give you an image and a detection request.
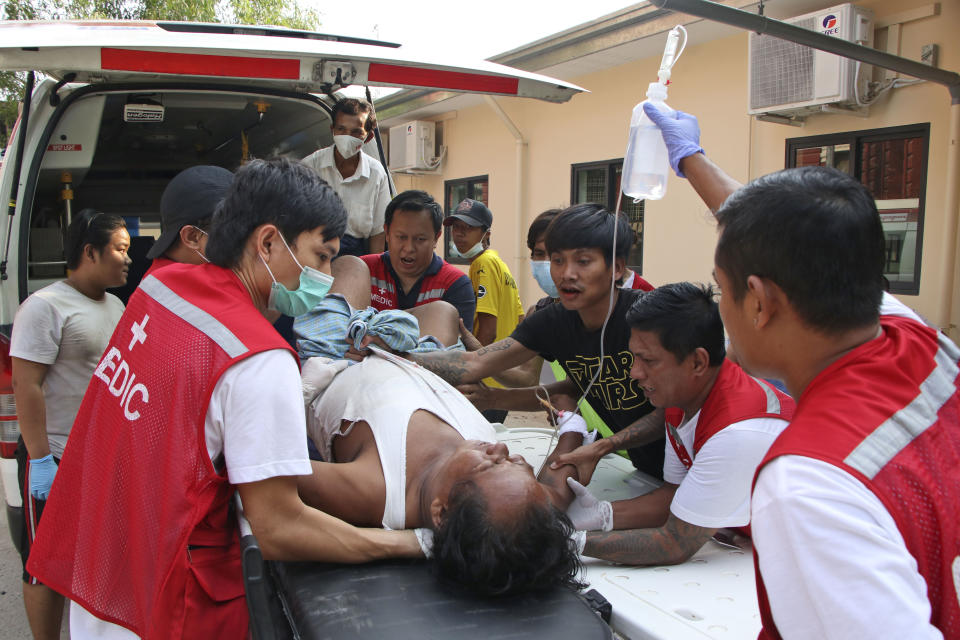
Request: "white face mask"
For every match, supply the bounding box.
[333,135,363,159]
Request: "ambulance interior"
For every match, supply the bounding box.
[27,87,335,301]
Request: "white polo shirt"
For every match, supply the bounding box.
[301,146,390,240]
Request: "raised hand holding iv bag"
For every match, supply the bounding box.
[621,25,686,202]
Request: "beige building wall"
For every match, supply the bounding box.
[389,0,957,328]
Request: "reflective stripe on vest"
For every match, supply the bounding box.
[140,275,247,358]
[846,333,960,479]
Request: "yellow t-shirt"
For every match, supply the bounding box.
[469,249,524,389]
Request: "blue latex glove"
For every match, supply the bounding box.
[29,454,57,501]
[642,102,704,178]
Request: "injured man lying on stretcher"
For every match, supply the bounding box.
[294,293,586,597]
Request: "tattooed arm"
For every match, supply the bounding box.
[583,512,717,566]
[407,337,535,386]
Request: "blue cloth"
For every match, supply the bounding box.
[294,294,463,361]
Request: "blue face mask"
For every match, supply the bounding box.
[449,240,484,260]
[260,234,334,317]
[530,260,558,298]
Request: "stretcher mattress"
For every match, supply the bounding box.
[272,559,613,640]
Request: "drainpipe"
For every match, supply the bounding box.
[483,95,529,302]
[649,0,960,337]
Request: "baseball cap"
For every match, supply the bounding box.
[147,165,234,259]
[443,198,493,229]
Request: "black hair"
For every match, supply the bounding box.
[627,282,726,366]
[715,166,885,334]
[205,158,347,268]
[544,203,633,265]
[527,208,562,251]
[385,190,444,235]
[431,480,584,597]
[65,209,127,270]
[331,97,376,133]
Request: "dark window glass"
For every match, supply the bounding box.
[786,124,929,295]
[571,159,644,272]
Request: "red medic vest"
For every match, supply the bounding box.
[144,255,177,278]
[664,360,793,537]
[664,360,795,470]
[627,273,654,291]
[752,316,960,639]
[27,263,296,639]
[362,252,465,311]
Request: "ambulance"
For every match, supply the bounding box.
[0,19,585,552]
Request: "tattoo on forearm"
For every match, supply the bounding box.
[609,410,664,450]
[583,515,712,566]
[409,351,470,385]
[477,338,514,357]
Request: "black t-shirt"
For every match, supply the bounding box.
[511,289,664,478]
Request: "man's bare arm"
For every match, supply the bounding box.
[610,483,678,530]
[679,154,742,216]
[458,378,579,412]
[409,337,534,385]
[536,432,582,510]
[583,512,716,566]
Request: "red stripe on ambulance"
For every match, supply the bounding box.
[368,62,519,94]
[100,48,300,79]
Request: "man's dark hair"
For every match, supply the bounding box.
[331,98,376,133]
[527,208,562,251]
[65,209,127,270]
[205,158,347,268]
[431,481,584,597]
[544,203,633,265]
[715,166,885,334]
[385,190,443,235]
[627,282,726,366]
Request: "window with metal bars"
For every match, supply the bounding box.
[570,159,644,272]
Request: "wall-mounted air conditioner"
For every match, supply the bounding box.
[748,3,874,117]
[388,120,437,171]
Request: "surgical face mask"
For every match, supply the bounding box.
[192,226,210,264]
[530,260,558,298]
[333,135,363,159]
[259,234,335,317]
[449,240,484,260]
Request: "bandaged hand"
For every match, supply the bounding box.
[566,477,613,532]
[29,454,58,501]
[556,411,598,446]
[642,102,704,178]
[301,357,349,406]
[415,528,434,559]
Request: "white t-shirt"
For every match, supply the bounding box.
[752,457,942,639]
[301,147,390,240]
[749,296,943,639]
[663,410,787,528]
[9,281,124,457]
[71,349,311,639]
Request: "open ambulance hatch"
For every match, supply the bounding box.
[0,20,586,102]
[0,20,586,303]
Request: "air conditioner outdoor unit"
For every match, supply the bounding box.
[388,120,437,171]
[748,3,873,117]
